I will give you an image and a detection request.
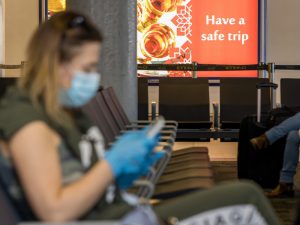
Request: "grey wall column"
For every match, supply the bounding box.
[67,0,137,120]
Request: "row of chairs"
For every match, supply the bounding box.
[82,87,215,199]
[138,77,300,141]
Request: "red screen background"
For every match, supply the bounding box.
[191,0,258,77]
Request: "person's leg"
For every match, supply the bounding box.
[266,130,300,197]
[251,113,300,150]
[280,130,300,183]
[266,112,300,144]
[154,181,281,225]
[82,201,133,220]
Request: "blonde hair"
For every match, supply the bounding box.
[18,11,103,126]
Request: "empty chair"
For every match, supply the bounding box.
[159,78,212,141]
[83,92,173,198]
[101,88,213,198]
[102,87,177,134]
[84,89,214,199]
[138,77,149,120]
[100,88,212,158]
[90,90,176,142]
[82,98,115,147]
[281,78,300,110]
[219,78,270,141]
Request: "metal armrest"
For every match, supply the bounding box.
[157,142,173,150]
[160,136,175,144]
[137,150,170,198]
[124,127,177,138]
[213,102,219,129]
[147,166,157,178]
[120,129,176,138]
[149,150,172,188]
[108,134,175,148]
[131,120,178,126]
[125,124,177,131]
[160,130,176,137]
[134,179,155,197]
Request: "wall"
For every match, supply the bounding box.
[2,0,39,77]
[67,0,138,120]
[267,0,300,104]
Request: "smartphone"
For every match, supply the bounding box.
[147,116,166,139]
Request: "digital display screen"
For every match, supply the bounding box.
[137,0,259,77]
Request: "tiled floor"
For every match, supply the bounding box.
[173,140,238,161]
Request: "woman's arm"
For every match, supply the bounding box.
[9,121,114,222]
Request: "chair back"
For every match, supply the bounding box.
[83,96,116,145]
[138,77,149,120]
[220,78,270,124]
[102,88,127,130]
[106,87,131,125]
[281,78,300,109]
[159,78,210,122]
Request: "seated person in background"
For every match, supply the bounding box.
[251,112,300,197]
[0,11,281,225]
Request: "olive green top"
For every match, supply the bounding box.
[0,86,130,221]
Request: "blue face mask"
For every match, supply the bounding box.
[60,71,101,108]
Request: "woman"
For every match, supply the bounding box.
[0,11,281,224]
[0,11,162,221]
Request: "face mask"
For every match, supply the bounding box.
[60,71,101,108]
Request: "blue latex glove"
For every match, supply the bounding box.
[104,127,160,179]
[117,150,165,190]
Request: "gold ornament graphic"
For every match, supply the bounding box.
[138,0,182,32]
[137,1,143,25]
[140,23,176,59]
[48,0,66,13]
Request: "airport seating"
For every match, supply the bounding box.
[218,78,270,141]
[281,78,300,110]
[158,78,212,141]
[138,77,149,120]
[83,88,214,199]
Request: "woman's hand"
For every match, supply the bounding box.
[104,127,163,189]
[116,150,165,190]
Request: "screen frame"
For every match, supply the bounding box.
[137,0,266,78]
[38,0,48,23]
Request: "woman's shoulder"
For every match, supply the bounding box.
[0,86,50,141]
